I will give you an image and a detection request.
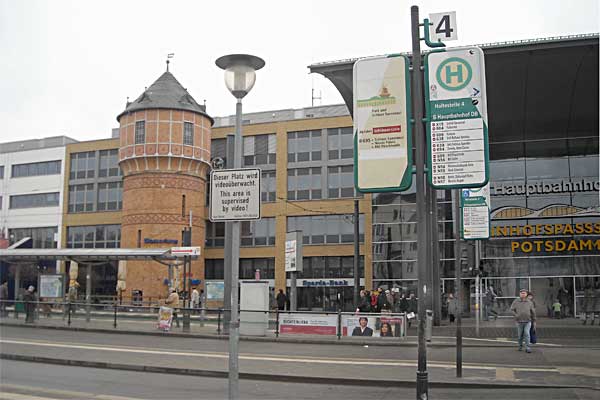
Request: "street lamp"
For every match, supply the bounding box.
[215,53,264,400]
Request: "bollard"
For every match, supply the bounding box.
[113,301,118,328]
[182,309,191,332]
[426,309,433,342]
[217,309,222,335]
[275,309,280,338]
[337,309,342,340]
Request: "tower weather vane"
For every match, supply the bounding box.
[166,53,174,72]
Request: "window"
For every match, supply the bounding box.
[288,130,321,163]
[241,218,276,246]
[70,152,96,179]
[11,160,61,178]
[205,259,224,279]
[287,214,364,245]
[99,149,120,177]
[328,127,353,160]
[135,121,146,144]
[288,167,321,200]
[9,192,59,209]
[68,184,94,212]
[67,225,121,248]
[244,134,276,166]
[184,122,194,146]
[97,182,122,211]
[9,227,57,248]
[206,258,275,280]
[0,165,4,179]
[205,221,225,247]
[297,256,364,279]
[261,171,276,202]
[328,165,356,198]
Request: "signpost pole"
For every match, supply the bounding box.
[223,133,235,335]
[411,6,429,399]
[290,271,297,311]
[454,189,463,378]
[353,198,360,309]
[431,187,442,326]
[85,264,91,322]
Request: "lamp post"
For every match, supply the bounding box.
[216,53,265,400]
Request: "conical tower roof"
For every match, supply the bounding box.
[117,71,213,124]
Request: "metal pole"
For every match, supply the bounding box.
[431,188,441,326]
[353,199,360,309]
[14,267,20,301]
[453,189,463,378]
[290,271,297,311]
[86,264,91,322]
[228,98,243,400]
[425,185,433,314]
[411,6,428,399]
[223,133,235,335]
[475,273,480,336]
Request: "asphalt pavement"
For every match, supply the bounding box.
[1,325,599,391]
[1,360,599,400]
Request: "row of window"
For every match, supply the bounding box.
[68,182,123,213]
[66,225,121,248]
[11,160,61,178]
[204,256,364,280]
[206,218,276,248]
[8,227,57,249]
[8,192,60,209]
[287,165,358,200]
[70,150,121,180]
[134,121,195,146]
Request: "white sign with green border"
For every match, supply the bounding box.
[461,183,490,240]
[425,47,489,189]
[353,55,412,192]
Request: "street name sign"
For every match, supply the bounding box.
[429,11,458,42]
[353,55,412,192]
[171,247,201,257]
[209,168,261,221]
[460,183,490,240]
[426,47,489,189]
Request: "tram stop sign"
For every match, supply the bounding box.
[353,55,412,193]
[425,47,489,189]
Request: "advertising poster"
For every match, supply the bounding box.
[342,315,405,337]
[157,306,173,331]
[279,313,338,335]
[353,55,412,192]
[206,281,225,300]
[38,274,64,298]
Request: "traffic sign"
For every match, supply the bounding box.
[353,55,412,192]
[209,168,261,221]
[171,247,201,257]
[425,47,489,189]
[461,184,490,240]
[429,12,458,42]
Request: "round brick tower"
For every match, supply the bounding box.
[117,70,212,301]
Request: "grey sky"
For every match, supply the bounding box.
[0,0,598,142]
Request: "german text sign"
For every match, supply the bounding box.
[461,184,490,240]
[353,55,412,192]
[210,168,261,221]
[426,47,489,188]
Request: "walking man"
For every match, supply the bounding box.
[276,289,287,311]
[483,286,499,321]
[0,281,8,317]
[510,288,536,353]
[23,286,36,323]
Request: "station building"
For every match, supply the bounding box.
[1,34,598,314]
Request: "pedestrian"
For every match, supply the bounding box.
[0,281,8,318]
[164,288,180,328]
[582,282,594,325]
[370,290,379,313]
[377,289,390,313]
[398,292,409,314]
[356,290,371,314]
[276,289,287,311]
[441,292,448,320]
[407,292,418,327]
[552,299,561,319]
[447,293,457,324]
[386,289,394,309]
[510,288,536,353]
[484,286,499,321]
[23,285,36,323]
[191,287,200,313]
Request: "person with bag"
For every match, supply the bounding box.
[510,288,536,353]
[164,288,180,328]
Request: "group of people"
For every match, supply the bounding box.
[356,288,418,315]
[163,286,205,328]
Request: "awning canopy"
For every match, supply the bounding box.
[0,248,182,263]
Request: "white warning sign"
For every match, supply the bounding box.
[209,168,261,221]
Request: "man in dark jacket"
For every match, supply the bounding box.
[356,290,371,313]
[23,286,36,323]
[276,289,287,311]
[351,317,373,336]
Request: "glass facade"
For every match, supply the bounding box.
[11,160,61,178]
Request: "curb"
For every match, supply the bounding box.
[0,322,527,348]
[3,353,596,391]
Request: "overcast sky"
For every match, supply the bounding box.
[0,0,598,143]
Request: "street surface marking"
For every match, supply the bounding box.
[0,338,560,373]
[495,367,516,381]
[0,384,144,400]
[558,367,600,378]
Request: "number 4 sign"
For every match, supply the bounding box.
[429,11,458,42]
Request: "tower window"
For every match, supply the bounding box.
[135,121,146,144]
[184,122,194,146]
